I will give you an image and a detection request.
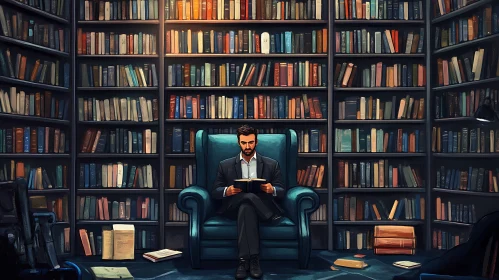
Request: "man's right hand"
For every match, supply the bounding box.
[226,185,242,196]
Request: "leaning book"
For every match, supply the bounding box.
[143,248,182,262]
[234,178,267,193]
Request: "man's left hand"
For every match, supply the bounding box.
[260,183,274,194]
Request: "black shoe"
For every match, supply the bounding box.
[249,254,263,279]
[235,258,249,279]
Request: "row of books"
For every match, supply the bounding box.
[77,195,159,221]
[77,30,158,55]
[0,126,68,154]
[431,127,499,153]
[0,161,68,188]
[335,28,424,54]
[435,197,476,225]
[336,229,373,250]
[79,0,160,20]
[334,0,424,20]
[80,128,158,154]
[311,204,327,221]
[0,87,69,120]
[298,129,327,153]
[167,61,327,87]
[30,195,68,222]
[436,166,499,193]
[166,29,328,54]
[334,128,425,153]
[434,0,478,17]
[78,228,157,257]
[432,229,467,251]
[297,164,325,188]
[0,5,70,53]
[78,96,159,123]
[14,0,69,19]
[80,63,159,87]
[436,48,499,86]
[0,47,70,88]
[338,95,425,120]
[79,163,157,189]
[165,0,324,20]
[167,164,196,189]
[53,227,70,255]
[333,194,425,221]
[434,4,499,50]
[337,160,423,188]
[334,62,426,88]
[435,88,499,119]
[168,202,188,221]
[168,94,325,119]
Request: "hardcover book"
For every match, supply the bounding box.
[234,178,267,193]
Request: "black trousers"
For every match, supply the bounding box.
[222,193,278,258]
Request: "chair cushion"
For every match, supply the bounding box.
[202,216,297,240]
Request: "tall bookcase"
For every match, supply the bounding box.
[0,0,72,255]
[331,0,430,251]
[429,0,499,251]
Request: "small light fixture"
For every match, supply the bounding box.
[474,97,499,122]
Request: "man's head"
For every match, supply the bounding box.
[237,125,258,157]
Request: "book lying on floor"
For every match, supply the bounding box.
[234,178,267,193]
[143,248,183,262]
[90,267,133,280]
[393,261,421,269]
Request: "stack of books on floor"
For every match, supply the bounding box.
[374,225,416,255]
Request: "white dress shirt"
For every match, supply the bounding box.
[223,152,276,197]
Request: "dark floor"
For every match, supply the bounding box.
[66,250,443,280]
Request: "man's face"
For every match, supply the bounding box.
[239,134,257,156]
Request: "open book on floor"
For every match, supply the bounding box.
[234,178,267,193]
[143,248,182,262]
[90,267,133,280]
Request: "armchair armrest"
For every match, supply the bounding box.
[177,186,213,224]
[281,186,319,224]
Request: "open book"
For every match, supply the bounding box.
[143,248,182,262]
[234,178,267,193]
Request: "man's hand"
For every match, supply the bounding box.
[226,185,242,196]
[260,183,274,194]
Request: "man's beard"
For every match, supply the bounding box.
[241,147,255,156]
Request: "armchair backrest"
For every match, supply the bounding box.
[195,129,298,193]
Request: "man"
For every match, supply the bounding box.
[212,125,285,280]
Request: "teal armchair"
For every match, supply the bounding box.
[177,129,320,269]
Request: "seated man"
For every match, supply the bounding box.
[211,125,285,280]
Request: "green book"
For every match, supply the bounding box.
[90,267,133,280]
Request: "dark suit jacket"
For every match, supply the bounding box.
[212,152,285,214]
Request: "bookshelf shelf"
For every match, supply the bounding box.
[0,113,70,126]
[334,54,425,58]
[0,76,69,92]
[311,221,327,225]
[334,87,425,92]
[333,188,426,193]
[433,188,499,197]
[334,20,425,25]
[77,221,159,226]
[165,222,188,227]
[28,189,70,194]
[78,55,160,58]
[77,189,159,194]
[165,54,328,58]
[165,189,182,194]
[334,120,425,124]
[78,121,159,126]
[164,20,328,24]
[432,77,499,91]
[333,153,426,158]
[77,87,159,91]
[165,153,195,158]
[333,220,424,226]
[298,153,328,158]
[78,20,160,25]
[432,220,472,227]
[433,33,499,55]
[77,153,159,159]
[165,87,327,91]
[431,0,496,24]
[0,35,69,58]
[314,189,328,194]
[433,117,477,123]
[165,119,327,123]
[3,0,69,24]
[433,153,499,158]
[0,153,70,158]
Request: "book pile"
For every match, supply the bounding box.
[373,225,415,255]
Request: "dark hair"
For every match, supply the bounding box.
[237,125,258,141]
